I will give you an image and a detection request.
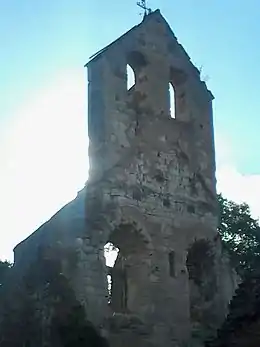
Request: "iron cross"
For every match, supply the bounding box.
[137,0,152,16]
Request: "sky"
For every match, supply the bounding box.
[0,0,260,261]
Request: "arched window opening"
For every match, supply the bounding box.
[169,83,176,119]
[104,242,119,268]
[169,67,188,121]
[104,223,149,314]
[104,241,128,312]
[186,240,214,288]
[104,242,119,304]
[127,64,135,91]
[169,251,176,277]
[128,51,147,69]
[126,51,147,91]
[186,239,217,333]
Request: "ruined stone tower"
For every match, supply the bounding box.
[7,9,237,347]
[82,9,236,347]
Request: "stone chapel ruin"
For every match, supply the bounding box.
[1,9,238,347]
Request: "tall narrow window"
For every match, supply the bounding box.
[104,242,128,311]
[169,83,176,119]
[104,223,149,314]
[186,239,217,329]
[104,242,119,305]
[104,242,119,268]
[127,64,135,90]
[169,251,176,277]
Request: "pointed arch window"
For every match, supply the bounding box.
[104,223,149,313]
[169,83,176,119]
[126,51,147,91]
[168,67,187,120]
[127,64,135,90]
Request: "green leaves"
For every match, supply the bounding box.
[218,194,260,278]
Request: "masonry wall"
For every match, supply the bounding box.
[7,11,238,347]
[83,11,236,347]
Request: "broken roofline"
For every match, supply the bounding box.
[83,9,214,101]
[84,9,182,67]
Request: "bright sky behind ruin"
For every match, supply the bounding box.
[0,0,260,261]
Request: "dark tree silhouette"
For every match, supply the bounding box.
[218,194,260,278]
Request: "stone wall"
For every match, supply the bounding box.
[0,241,109,347]
[4,9,238,347]
[84,10,236,347]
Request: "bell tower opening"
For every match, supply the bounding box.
[127,64,136,90]
[169,83,176,119]
[126,50,147,91]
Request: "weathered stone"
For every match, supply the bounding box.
[0,9,238,347]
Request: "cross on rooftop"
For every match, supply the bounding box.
[137,0,152,16]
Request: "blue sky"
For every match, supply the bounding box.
[1,0,260,260]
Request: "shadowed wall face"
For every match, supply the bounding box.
[7,10,237,347]
[85,10,236,347]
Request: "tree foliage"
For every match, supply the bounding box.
[0,260,12,287]
[218,193,260,278]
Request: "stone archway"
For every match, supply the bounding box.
[186,239,217,339]
[104,222,150,314]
